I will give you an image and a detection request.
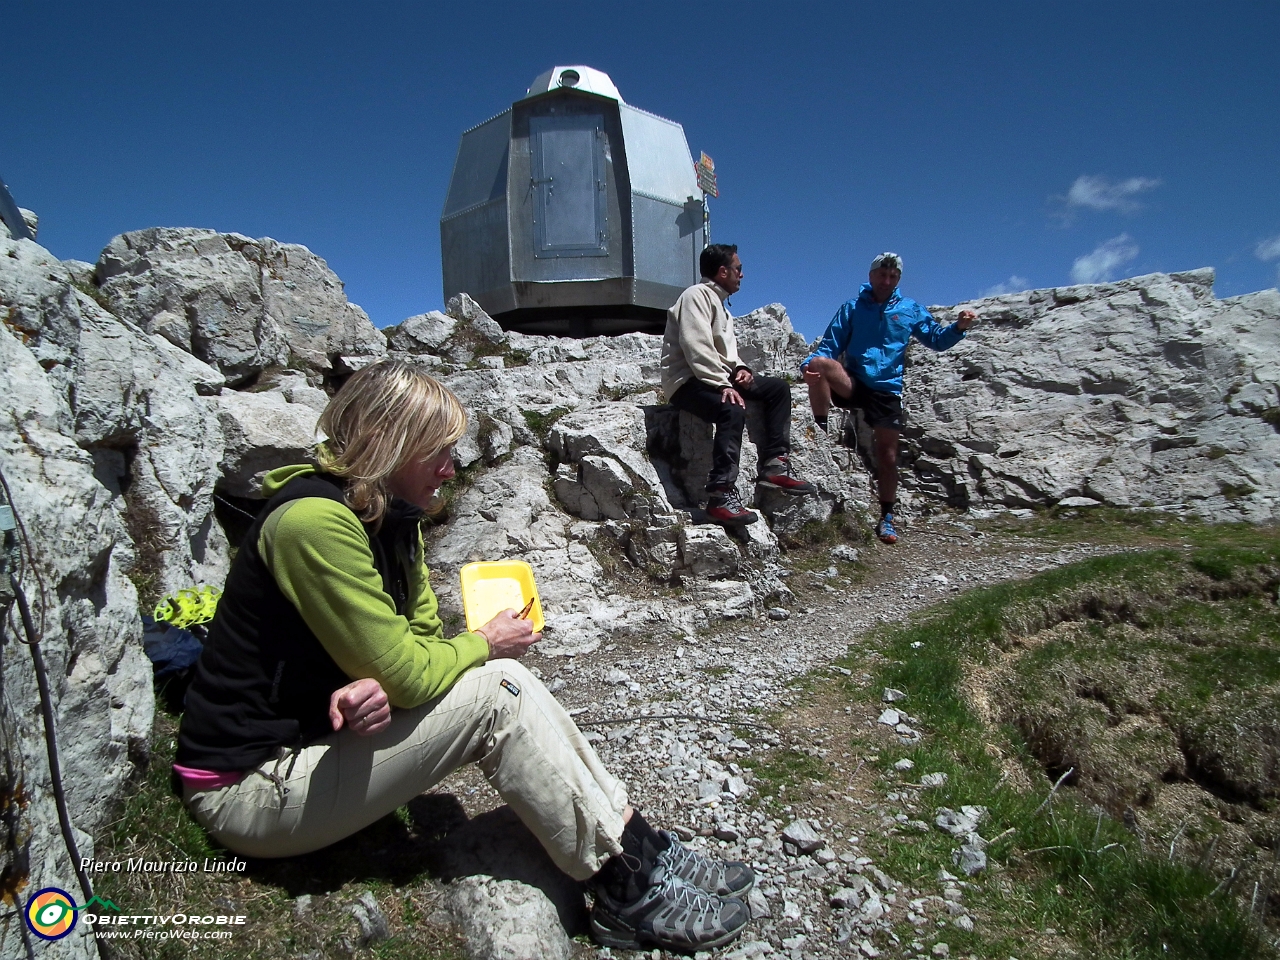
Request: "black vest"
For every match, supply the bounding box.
[176,473,423,770]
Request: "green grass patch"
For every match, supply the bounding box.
[741,748,829,807]
[601,382,653,402]
[835,524,1279,959]
[988,507,1280,555]
[521,406,571,440]
[776,509,870,551]
[92,710,468,959]
[426,460,486,523]
[122,483,170,611]
[71,276,116,315]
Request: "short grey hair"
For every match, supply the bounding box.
[870,252,903,272]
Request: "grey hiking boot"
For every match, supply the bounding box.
[655,830,755,896]
[590,863,750,951]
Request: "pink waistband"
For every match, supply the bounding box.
[172,763,244,792]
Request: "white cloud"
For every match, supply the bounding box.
[1256,235,1280,261]
[1064,174,1162,213]
[980,276,1031,297]
[1071,235,1139,284]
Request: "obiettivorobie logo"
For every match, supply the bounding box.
[25,883,246,943]
[23,889,120,941]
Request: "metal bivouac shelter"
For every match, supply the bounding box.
[441,66,705,336]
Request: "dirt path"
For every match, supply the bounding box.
[438,515,1117,959]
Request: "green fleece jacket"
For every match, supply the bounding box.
[256,465,489,708]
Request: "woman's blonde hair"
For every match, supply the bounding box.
[316,360,467,526]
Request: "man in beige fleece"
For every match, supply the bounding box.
[660,244,814,526]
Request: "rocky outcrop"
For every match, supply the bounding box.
[383,277,1280,654]
[434,806,586,960]
[405,302,851,658]
[901,269,1280,520]
[2,237,154,959]
[96,228,386,384]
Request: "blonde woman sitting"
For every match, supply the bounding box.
[174,360,752,952]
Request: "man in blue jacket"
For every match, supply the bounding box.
[800,252,976,544]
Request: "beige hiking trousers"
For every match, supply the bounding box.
[184,660,628,880]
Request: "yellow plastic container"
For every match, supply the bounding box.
[459,560,544,633]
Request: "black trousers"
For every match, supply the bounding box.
[669,375,792,491]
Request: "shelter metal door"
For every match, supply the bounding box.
[530,114,608,258]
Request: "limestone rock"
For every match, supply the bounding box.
[447,292,506,343]
[782,818,824,854]
[427,450,626,656]
[62,259,96,288]
[830,886,863,909]
[446,877,571,960]
[214,389,322,497]
[431,804,584,960]
[733,302,809,378]
[96,227,385,383]
[3,206,39,239]
[1,240,153,941]
[678,525,740,579]
[348,891,390,946]
[908,269,1280,520]
[1,235,228,599]
[952,842,988,876]
[389,300,511,366]
[935,806,987,837]
[387,309,457,353]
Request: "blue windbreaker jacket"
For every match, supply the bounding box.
[801,283,967,394]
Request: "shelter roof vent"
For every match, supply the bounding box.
[524,66,624,103]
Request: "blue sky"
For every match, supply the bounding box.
[4,1,1278,339]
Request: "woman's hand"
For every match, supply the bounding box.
[329,678,391,736]
[477,610,541,660]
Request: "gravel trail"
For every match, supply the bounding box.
[442,516,1114,959]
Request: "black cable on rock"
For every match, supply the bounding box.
[1,463,109,960]
[10,579,98,899]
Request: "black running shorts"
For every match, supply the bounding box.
[831,378,903,430]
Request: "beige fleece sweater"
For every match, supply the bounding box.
[659,280,744,397]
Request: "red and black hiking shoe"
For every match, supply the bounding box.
[757,456,816,495]
[705,489,757,526]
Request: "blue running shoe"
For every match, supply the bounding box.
[876,513,899,544]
